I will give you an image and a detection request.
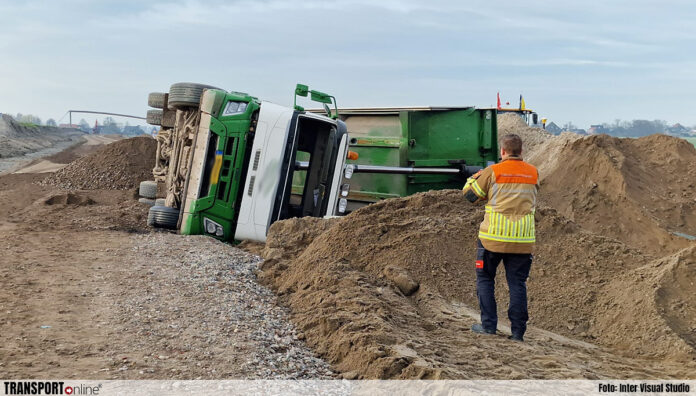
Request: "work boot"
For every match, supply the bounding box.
[471,323,496,335]
[507,334,524,342]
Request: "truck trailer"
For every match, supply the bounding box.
[306,106,498,210]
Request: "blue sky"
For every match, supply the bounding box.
[1,0,694,128]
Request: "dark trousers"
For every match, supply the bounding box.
[475,239,533,337]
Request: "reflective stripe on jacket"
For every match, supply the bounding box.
[463,157,539,254]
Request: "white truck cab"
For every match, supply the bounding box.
[234,102,349,241]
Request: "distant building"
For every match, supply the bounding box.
[545,122,561,135]
[123,125,146,135]
[59,123,81,129]
[587,124,610,135]
[666,123,690,137]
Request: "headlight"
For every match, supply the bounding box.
[222,101,248,116]
[203,218,224,237]
[344,164,354,179]
[338,198,348,213]
[340,183,350,197]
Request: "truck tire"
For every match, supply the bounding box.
[139,180,157,199]
[168,82,220,110]
[147,206,180,230]
[146,109,163,126]
[148,92,166,109]
[138,197,155,206]
[155,198,166,206]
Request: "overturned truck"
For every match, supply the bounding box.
[142,83,351,242]
[142,83,497,242]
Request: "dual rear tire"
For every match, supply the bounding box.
[147,206,180,230]
[146,83,220,123]
[139,180,157,199]
[167,82,221,110]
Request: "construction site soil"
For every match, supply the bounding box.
[1,138,331,379]
[0,114,83,159]
[3,116,695,380]
[41,136,157,190]
[258,114,696,379]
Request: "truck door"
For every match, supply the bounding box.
[234,106,347,242]
[272,113,348,222]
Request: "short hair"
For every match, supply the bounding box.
[500,134,523,155]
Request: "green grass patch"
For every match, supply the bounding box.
[19,122,39,128]
[685,137,696,147]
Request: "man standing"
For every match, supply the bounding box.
[462,134,538,342]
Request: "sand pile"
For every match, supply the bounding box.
[42,137,156,190]
[535,134,696,253]
[497,114,695,253]
[253,114,696,379]
[497,113,552,158]
[259,190,696,378]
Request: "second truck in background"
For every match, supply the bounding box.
[306,106,498,210]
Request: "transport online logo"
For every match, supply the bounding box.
[3,382,102,395]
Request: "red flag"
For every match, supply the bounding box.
[497,92,501,110]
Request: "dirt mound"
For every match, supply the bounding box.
[0,114,83,158]
[497,113,552,158]
[44,192,95,206]
[259,190,696,378]
[591,246,696,360]
[656,247,696,352]
[536,134,696,253]
[41,137,156,190]
[8,188,149,234]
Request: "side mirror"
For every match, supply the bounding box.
[310,90,332,104]
[295,84,309,97]
[293,83,339,119]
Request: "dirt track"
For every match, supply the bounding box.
[0,141,331,379]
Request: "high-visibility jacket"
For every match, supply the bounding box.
[462,157,539,254]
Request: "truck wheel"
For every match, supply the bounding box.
[148,92,166,109]
[146,109,163,126]
[147,206,180,230]
[155,198,166,206]
[138,197,155,206]
[168,82,220,110]
[139,180,157,199]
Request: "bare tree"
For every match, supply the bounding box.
[79,119,90,132]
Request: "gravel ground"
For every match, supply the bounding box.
[96,232,334,379]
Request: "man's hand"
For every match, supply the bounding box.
[462,169,487,204]
[464,177,476,190]
[463,177,480,203]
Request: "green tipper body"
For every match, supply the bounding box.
[297,107,498,203]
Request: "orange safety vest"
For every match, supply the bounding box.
[468,158,538,248]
